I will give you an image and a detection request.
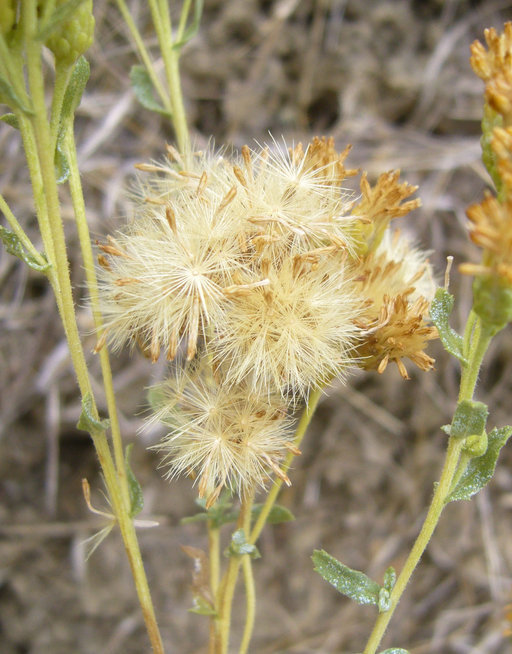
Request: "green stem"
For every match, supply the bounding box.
[23,0,93,398]
[62,127,165,654]
[149,0,190,153]
[0,192,48,267]
[362,437,464,654]
[115,0,172,113]
[362,315,493,654]
[16,112,60,294]
[250,385,323,545]
[62,129,128,498]
[238,554,255,654]
[215,493,255,654]
[208,521,221,598]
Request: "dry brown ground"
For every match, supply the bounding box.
[2,1,512,653]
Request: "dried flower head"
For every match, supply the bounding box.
[352,171,421,254]
[470,23,512,123]
[354,231,437,379]
[460,192,512,284]
[151,369,294,506]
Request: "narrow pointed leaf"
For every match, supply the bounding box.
[77,393,110,433]
[125,444,144,517]
[0,225,51,272]
[312,549,381,606]
[172,0,204,50]
[430,288,467,364]
[60,57,90,124]
[0,113,19,129]
[129,65,171,117]
[252,503,295,525]
[446,426,512,502]
[0,75,33,114]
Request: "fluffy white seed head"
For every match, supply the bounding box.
[211,255,362,398]
[151,369,294,505]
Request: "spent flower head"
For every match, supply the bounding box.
[97,137,436,503]
[354,230,437,379]
[151,368,294,507]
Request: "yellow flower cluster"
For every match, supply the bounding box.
[97,138,436,504]
[461,23,512,285]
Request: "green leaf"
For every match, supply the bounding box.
[378,587,391,612]
[0,75,33,114]
[125,444,144,517]
[450,400,488,440]
[54,57,90,184]
[181,492,236,528]
[430,288,467,364]
[0,113,19,129]
[54,139,70,184]
[60,56,90,124]
[173,0,204,50]
[379,649,410,654]
[129,65,172,117]
[0,225,51,272]
[189,595,217,616]
[225,528,260,559]
[77,393,110,433]
[446,426,512,502]
[383,566,396,592]
[36,0,89,42]
[312,549,381,606]
[252,503,295,525]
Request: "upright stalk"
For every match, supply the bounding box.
[362,316,492,654]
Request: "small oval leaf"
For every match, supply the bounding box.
[430,288,467,364]
[77,393,110,433]
[446,426,512,502]
[130,65,172,117]
[312,549,381,606]
[0,225,51,272]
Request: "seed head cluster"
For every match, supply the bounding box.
[97,138,436,505]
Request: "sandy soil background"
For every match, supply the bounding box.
[2,1,512,652]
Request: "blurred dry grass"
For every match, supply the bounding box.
[1,1,512,652]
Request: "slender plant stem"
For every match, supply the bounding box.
[362,314,492,654]
[115,0,172,112]
[15,6,166,651]
[238,553,256,654]
[15,113,60,295]
[0,192,48,266]
[208,522,221,597]
[62,130,128,497]
[149,0,190,153]
[61,94,166,654]
[23,1,93,398]
[215,493,255,654]
[362,437,464,654]
[250,385,323,545]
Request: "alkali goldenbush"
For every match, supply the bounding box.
[97,137,437,505]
